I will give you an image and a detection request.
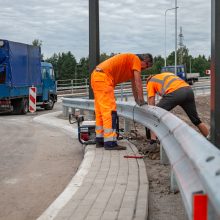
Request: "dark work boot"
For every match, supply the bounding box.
[96,142,104,148]
[95,137,104,148]
[105,144,126,150]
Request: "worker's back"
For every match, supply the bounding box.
[147,72,189,96]
[97,53,141,86]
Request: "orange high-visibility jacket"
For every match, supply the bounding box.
[147,72,189,98]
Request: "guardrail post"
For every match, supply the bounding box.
[55,81,58,92]
[170,169,179,193]
[122,95,130,132]
[71,79,73,94]
[124,119,131,133]
[85,78,89,97]
[193,87,197,96]
[82,109,95,121]
[120,84,124,101]
[124,95,128,102]
[69,107,74,114]
[160,143,169,165]
[62,106,69,118]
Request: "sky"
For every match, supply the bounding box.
[0,0,211,61]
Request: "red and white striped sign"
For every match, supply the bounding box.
[205,69,211,75]
[29,86,36,113]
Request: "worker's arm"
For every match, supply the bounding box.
[131,70,145,105]
[148,96,155,106]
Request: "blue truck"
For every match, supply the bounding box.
[161,65,199,85]
[0,39,57,114]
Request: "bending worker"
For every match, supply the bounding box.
[146,72,209,145]
[91,53,153,150]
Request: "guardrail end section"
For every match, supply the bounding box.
[192,192,208,220]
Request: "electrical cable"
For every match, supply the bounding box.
[132,103,138,134]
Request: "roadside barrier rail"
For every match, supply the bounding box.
[56,76,210,92]
[57,78,210,100]
[62,97,220,220]
[58,84,210,101]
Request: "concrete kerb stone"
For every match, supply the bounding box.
[34,111,149,220]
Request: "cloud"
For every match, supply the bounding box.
[0,0,211,61]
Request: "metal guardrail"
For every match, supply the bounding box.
[56,76,210,92]
[58,84,211,101]
[198,76,210,81]
[57,77,210,100]
[62,98,220,220]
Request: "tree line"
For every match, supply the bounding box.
[33,40,210,80]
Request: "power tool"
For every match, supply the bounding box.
[69,110,122,145]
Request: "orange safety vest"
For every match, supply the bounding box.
[147,72,189,97]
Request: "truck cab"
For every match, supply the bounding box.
[161,65,186,80]
[38,62,57,110]
[161,65,199,85]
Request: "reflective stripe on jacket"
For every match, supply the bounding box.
[147,72,189,97]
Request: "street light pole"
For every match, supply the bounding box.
[175,0,178,76]
[164,6,179,67]
[89,0,100,99]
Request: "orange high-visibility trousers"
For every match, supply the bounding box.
[91,71,118,147]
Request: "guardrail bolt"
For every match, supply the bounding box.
[206,156,215,162]
[215,169,220,176]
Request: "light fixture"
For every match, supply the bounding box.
[0,40,4,47]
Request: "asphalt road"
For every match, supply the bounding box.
[0,102,83,220]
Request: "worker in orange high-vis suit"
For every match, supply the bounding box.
[91,53,153,150]
[146,72,209,149]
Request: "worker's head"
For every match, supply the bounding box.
[136,53,153,70]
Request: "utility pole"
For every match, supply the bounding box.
[89,0,100,99]
[174,0,178,76]
[178,26,184,64]
[211,0,220,148]
[164,7,178,67]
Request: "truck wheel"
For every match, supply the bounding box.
[12,99,20,114]
[12,98,28,114]
[188,80,193,85]
[44,96,54,110]
[21,98,29,114]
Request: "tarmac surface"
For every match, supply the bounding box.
[0,109,83,220]
[36,111,149,220]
